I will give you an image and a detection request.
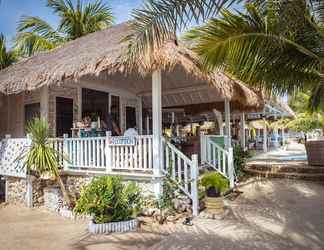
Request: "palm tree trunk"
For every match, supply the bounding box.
[56,175,71,206]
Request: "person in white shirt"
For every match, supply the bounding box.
[124,127,138,137]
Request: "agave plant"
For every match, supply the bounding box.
[25,117,71,204]
[15,0,114,57]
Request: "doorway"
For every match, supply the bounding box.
[56,97,73,137]
[126,106,137,129]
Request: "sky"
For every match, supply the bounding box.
[0,0,143,46]
[0,0,244,48]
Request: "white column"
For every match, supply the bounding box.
[240,112,246,149]
[263,118,268,152]
[146,116,150,135]
[213,109,223,135]
[281,128,285,146]
[171,112,175,124]
[40,86,49,121]
[224,99,231,148]
[152,70,162,197]
[77,86,82,121]
[138,97,143,135]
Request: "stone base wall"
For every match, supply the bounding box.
[6,174,156,210]
[6,177,27,205]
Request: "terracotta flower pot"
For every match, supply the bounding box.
[306,140,324,166]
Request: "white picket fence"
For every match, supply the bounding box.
[162,138,199,216]
[200,134,235,188]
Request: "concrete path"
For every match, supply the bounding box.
[1,179,324,250]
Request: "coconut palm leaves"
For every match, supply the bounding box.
[0,34,16,70]
[15,0,114,57]
[186,0,324,110]
[123,0,241,62]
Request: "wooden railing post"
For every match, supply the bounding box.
[106,131,112,173]
[191,154,199,216]
[63,134,69,171]
[200,133,206,165]
[228,147,235,189]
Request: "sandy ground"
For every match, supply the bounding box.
[1,179,324,250]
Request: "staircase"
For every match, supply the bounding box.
[244,162,324,181]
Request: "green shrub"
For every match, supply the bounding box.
[74,176,142,224]
[201,172,229,195]
[234,145,251,178]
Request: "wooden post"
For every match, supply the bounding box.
[77,86,82,121]
[200,133,206,165]
[152,70,162,197]
[224,99,231,149]
[146,116,150,135]
[228,147,235,189]
[213,109,223,135]
[138,97,143,135]
[191,154,199,216]
[63,134,69,171]
[26,176,33,208]
[106,131,112,173]
[263,118,268,152]
[240,112,246,150]
[40,86,49,121]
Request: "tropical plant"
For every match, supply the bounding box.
[24,117,71,204]
[123,0,242,63]
[201,172,229,196]
[287,112,324,134]
[0,34,16,70]
[186,0,324,111]
[233,144,251,178]
[74,176,142,224]
[15,0,114,57]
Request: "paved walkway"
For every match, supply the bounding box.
[247,143,307,166]
[1,179,324,250]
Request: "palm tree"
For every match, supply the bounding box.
[0,34,16,70]
[24,117,71,205]
[15,0,114,57]
[123,0,242,62]
[185,0,324,110]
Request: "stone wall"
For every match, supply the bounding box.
[6,174,155,211]
[6,177,27,205]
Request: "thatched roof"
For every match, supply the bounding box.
[0,22,263,111]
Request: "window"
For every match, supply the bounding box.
[24,103,40,132]
[82,88,109,123]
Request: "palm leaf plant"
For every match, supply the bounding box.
[0,33,16,70]
[24,117,71,205]
[123,0,242,63]
[185,0,324,111]
[15,0,114,57]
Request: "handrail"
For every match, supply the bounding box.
[162,137,199,216]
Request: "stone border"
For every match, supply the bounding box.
[88,219,138,234]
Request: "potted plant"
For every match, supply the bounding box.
[74,176,142,234]
[200,172,229,214]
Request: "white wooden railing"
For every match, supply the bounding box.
[162,138,199,216]
[110,136,153,171]
[200,134,235,188]
[49,135,154,173]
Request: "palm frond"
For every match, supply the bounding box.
[123,0,241,62]
[185,3,321,96]
[0,33,16,69]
